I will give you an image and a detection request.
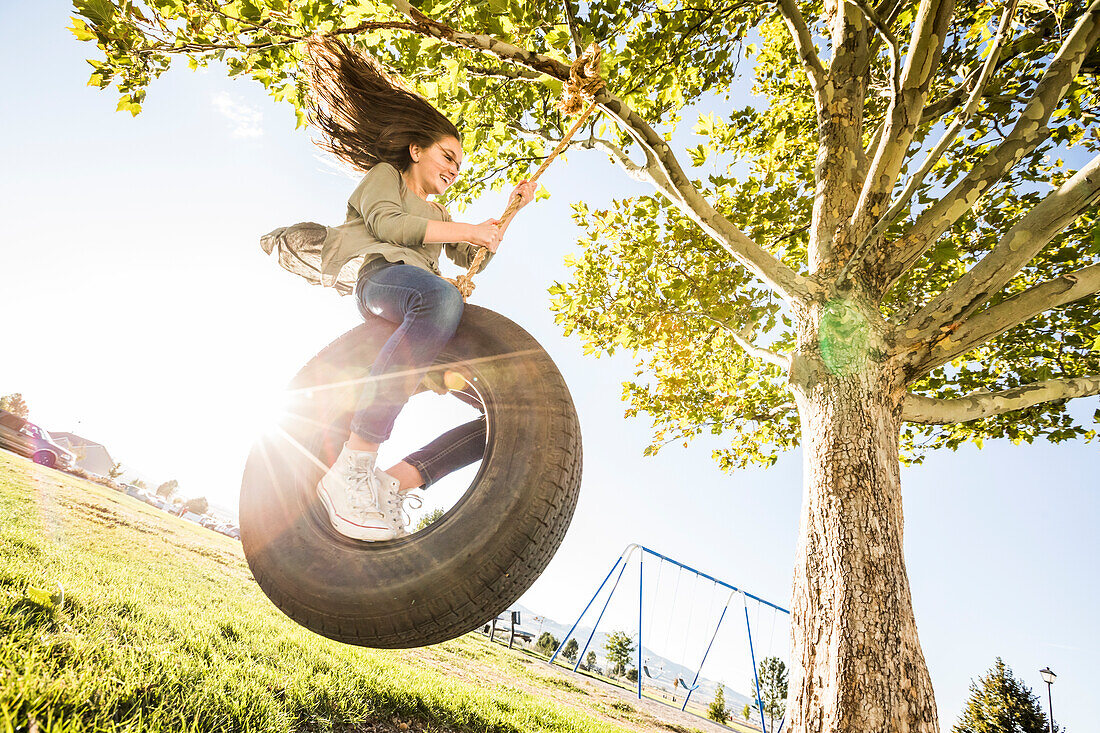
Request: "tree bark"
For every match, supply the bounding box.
[788,338,938,733]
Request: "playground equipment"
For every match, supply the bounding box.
[551,544,790,733]
[239,307,582,647]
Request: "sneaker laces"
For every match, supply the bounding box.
[385,489,423,536]
[400,490,423,524]
[343,455,381,516]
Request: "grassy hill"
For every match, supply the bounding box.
[0,451,737,733]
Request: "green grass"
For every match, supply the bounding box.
[0,453,675,733]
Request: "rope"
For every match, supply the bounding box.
[558,42,605,116]
[446,43,604,300]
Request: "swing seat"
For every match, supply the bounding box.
[676,678,700,692]
[239,304,582,648]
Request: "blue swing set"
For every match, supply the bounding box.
[550,544,790,733]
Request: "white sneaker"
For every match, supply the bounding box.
[316,444,396,541]
[375,468,423,538]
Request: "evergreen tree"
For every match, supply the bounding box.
[708,683,731,724]
[753,656,788,730]
[562,638,579,662]
[603,631,635,677]
[584,651,597,672]
[536,632,560,657]
[953,659,1055,733]
[108,462,124,480]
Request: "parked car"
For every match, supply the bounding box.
[0,409,77,469]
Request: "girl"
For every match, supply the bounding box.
[309,38,535,541]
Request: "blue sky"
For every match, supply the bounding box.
[0,2,1096,728]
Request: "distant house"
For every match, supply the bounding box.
[50,432,115,476]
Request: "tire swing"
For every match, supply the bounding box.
[240,45,604,649]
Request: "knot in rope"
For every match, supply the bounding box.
[447,247,488,300]
[558,42,605,116]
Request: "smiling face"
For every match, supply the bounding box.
[406,136,463,197]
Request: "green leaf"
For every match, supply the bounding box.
[545,29,571,52]
[75,0,118,27]
[69,18,97,42]
[115,96,142,116]
[688,144,708,167]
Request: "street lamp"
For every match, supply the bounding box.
[1039,667,1056,733]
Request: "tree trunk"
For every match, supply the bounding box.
[787,338,939,733]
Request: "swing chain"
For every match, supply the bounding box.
[446,43,605,300]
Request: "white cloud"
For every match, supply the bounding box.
[211,91,264,138]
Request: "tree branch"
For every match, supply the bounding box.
[655,309,792,370]
[853,1,1017,258]
[852,0,954,241]
[837,1,1018,288]
[466,65,542,81]
[730,330,793,370]
[919,11,1100,127]
[901,376,1100,424]
[872,0,908,24]
[881,0,1100,288]
[597,95,817,302]
[562,0,584,56]
[848,0,901,103]
[806,0,871,270]
[904,152,1100,340]
[905,263,1100,374]
[578,135,677,194]
[379,0,818,304]
[775,0,828,105]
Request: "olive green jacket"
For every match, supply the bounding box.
[320,162,491,287]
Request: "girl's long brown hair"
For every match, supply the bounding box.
[306,37,461,173]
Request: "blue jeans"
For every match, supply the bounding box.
[350,263,487,487]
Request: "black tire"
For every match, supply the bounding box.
[239,304,582,648]
[33,451,56,468]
